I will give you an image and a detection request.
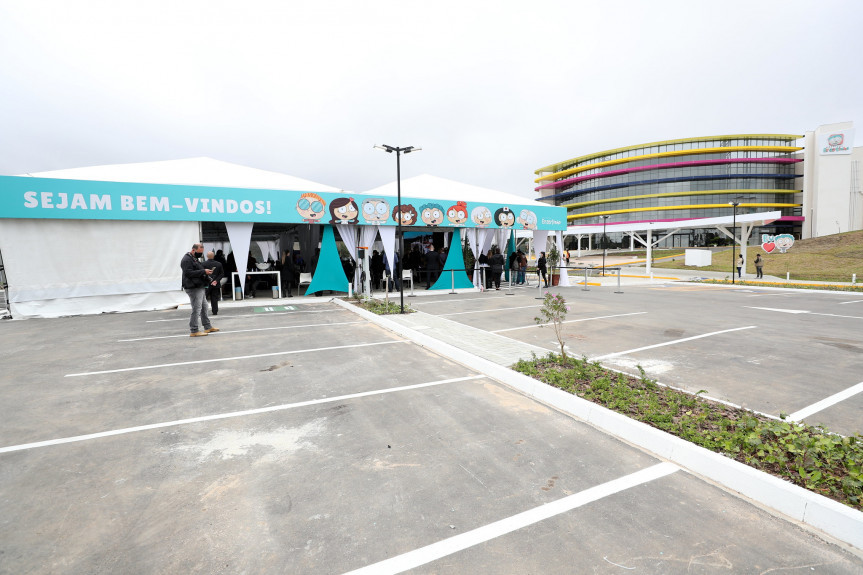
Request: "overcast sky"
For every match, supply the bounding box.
[1,0,861,199]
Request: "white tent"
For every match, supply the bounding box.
[0,158,341,318]
[360,174,546,206]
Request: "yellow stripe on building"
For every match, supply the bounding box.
[566,203,801,220]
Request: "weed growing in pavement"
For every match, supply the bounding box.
[512,353,863,510]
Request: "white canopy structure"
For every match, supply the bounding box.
[563,211,782,273]
[361,174,546,206]
[1,158,341,318]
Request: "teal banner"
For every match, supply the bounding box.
[0,175,567,230]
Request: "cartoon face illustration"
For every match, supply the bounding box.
[446,201,468,226]
[297,193,325,222]
[329,197,359,225]
[774,233,794,253]
[494,206,515,228]
[827,134,844,147]
[516,209,537,230]
[420,203,445,227]
[392,204,418,226]
[471,206,492,227]
[361,198,390,224]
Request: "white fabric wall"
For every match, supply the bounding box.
[0,219,198,318]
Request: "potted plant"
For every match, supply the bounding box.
[547,243,561,286]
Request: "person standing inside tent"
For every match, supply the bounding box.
[202,251,225,315]
[424,245,441,289]
[181,243,219,337]
[489,248,505,290]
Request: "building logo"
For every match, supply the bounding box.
[819,129,854,155]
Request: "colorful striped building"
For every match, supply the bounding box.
[534,123,861,246]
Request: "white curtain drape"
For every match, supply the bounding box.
[226,221,253,291]
[378,226,396,274]
[360,226,378,252]
[335,224,358,263]
[532,230,549,258]
[480,228,494,255]
[467,228,486,287]
[554,230,571,287]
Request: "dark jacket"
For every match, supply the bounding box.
[202,259,224,289]
[425,250,441,271]
[181,252,209,289]
[490,253,505,273]
[537,256,547,273]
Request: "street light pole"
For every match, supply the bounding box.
[729,200,740,284]
[601,215,609,275]
[374,144,422,314]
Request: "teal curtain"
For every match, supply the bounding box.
[504,229,516,282]
[430,232,475,291]
[306,225,349,293]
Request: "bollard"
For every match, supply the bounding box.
[408,273,416,297]
[450,270,457,294]
[615,267,623,294]
[787,272,790,281]
[853,274,857,284]
[582,267,589,291]
[272,286,279,299]
[234,286,243,301]
[506,273,515,295]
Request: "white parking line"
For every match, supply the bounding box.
[66,340,408,377]
[119,321,364,342]
[788,381,863,422]
[746,306,863,320]
[412,296,508,305]
[439,305,541,317]
[0,375,485,455]
[491,312,647,333]
[838,300,863,305]
[591,326,757,361]
[342,462,679,575]
[145,309,332,322]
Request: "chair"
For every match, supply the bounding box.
[401,269,414,291]
[298,272,313,294]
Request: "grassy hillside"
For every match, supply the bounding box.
[651,230,863,282]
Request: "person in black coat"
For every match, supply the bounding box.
[180,243,218,336]
[424,245,441,289]
[202,251,225,314]
[489,248,505,290]
[278,250,297,297]
[537,251,548,287]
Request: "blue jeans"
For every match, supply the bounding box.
[185,287,211,333]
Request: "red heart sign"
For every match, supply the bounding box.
[762,242,776,253]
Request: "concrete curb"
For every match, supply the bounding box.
[334,298,863,552]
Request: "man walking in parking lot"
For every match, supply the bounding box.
[181,243,219,337]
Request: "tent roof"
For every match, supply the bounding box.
[360,174,545,206]
[20,157,343,193]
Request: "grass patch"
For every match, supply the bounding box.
[651,230,863,282]
[513,353,863,511]
[345,296,415,315]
